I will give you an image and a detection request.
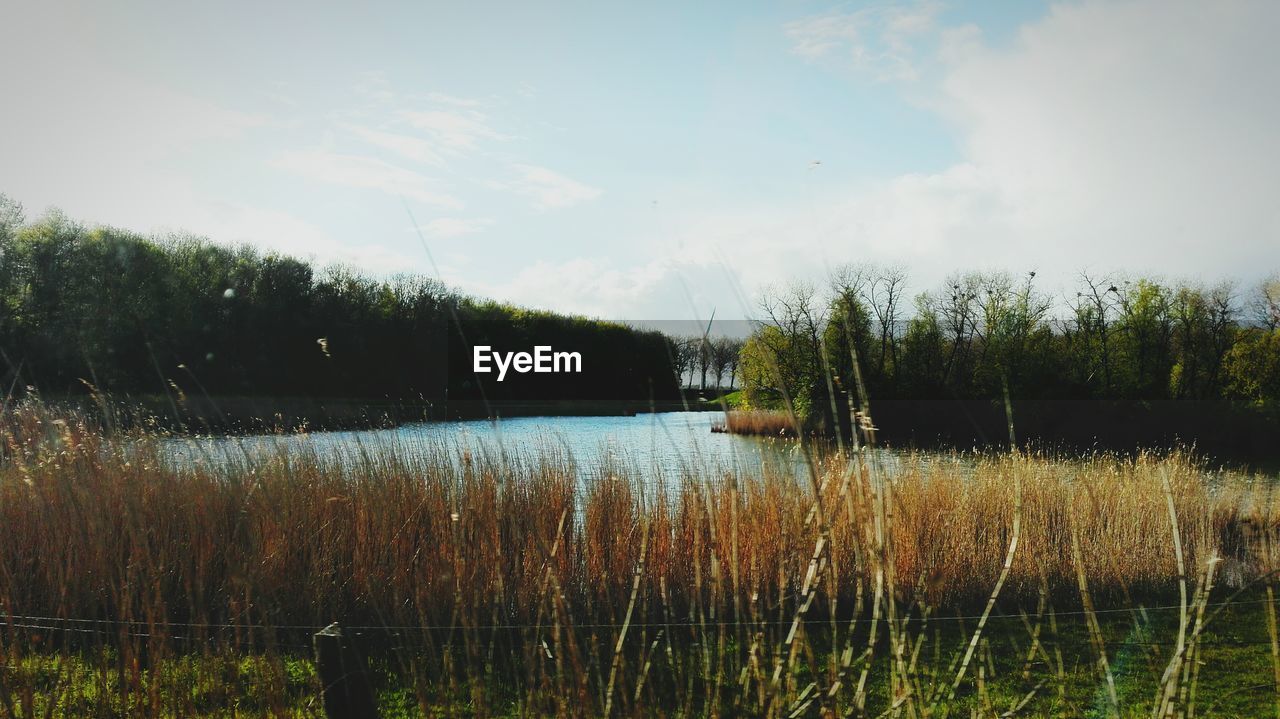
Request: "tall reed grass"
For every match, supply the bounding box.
[1,402,1277,716]
[710,410,798,437]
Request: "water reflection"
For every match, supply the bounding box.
[161,411,822,483]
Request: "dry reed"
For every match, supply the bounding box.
[710,410,798,437]
[2,403,1277,716]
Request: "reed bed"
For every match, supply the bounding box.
[710,409,798,437]
[2,403,1279,716]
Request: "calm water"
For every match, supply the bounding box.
[161,411,824,481]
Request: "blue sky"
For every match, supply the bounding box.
[3,0,1277,319]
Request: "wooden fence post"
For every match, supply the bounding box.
[313,622,379,718]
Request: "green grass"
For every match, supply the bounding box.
[6,595,1279,717]
[700,389,746,409]
[1,651,318,717]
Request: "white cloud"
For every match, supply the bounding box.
[504,164,602,210]
[674,0,1280,306]
[477,0,1280,318]
[342,124,448,168]
[925,0,1280,279]
[425,92,484,108]
[0,15,270,210]
[786,1,941,81]
[462,257,737,319]
[421,217,494,238]
[182,202,418,274]
[399,109,508,152]
[271,149,463,208]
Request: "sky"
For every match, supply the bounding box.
[2,0,1277,321]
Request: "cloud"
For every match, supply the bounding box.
[477,0,1280,319]
[420,217,494,238]
[503,164,602,210]
[785,1,941,81]
[399,109,508,152]
[678,0,1280,305]
[425,92,484,108]
[271,149,463,208]
[923,0,1280,279]
[462,257,739,320]
[341,124,448,168]
[0,17,269,202]
[341,92,504,173]
[183,202,418,274]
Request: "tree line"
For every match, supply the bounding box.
[0,196,679,414]
[668,334,745,392]
[739,263,1280,429]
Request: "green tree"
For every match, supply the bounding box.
[1112,278,1174,398]
[1223,328,1280,402]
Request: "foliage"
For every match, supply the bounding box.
[1224,327,1280,402]
[0,200,677,407]
[739,264,1280,426]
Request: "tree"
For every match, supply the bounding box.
[0,194,24,384]
[1064,273,1123,397]
[738,325,798,410]
[1250,274,1280,331]
[669,336,699,389]
[758,282,830,426]
[827,264,877,392]
[1224,328,1280,402]
[0,208,679,406]
[1169,282,1235,399]
[709,336,740,390]
[724,337,744,389]
[972,271,1054,398]
[1112,278,1174,398]
[823,283,875,403]
[0,194,22,243]
[896,295,947,398]
[917,272,985,394]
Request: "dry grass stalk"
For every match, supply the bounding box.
[2,402,1278,716]
[711,410,798,437]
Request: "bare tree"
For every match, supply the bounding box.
[864,265,907,381]
[725,337,744,389]
[1066,272,1123,393]
[710,336,737,389]
[921,272,984,387]
[758,281,830,421]
[828,263,872,309]
[670,336,699,389]
[971,271,1051,392]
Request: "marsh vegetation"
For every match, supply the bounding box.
[3,403,1279,716]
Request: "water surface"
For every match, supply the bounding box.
[162,411,819,482]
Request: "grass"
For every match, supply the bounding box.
[710,408,798,436]
[7,598,1280,717]
[2,401,1280,716]
[699,390,746,411]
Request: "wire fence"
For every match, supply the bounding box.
[3,596,1275,636]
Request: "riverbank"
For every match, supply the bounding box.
[718,399,1280,467]
[21,393,724,437]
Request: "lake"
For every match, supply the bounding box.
[161,411,830,482]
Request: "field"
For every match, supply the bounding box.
[2,404,1280,717]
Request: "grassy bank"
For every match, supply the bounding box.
[2,404,1279,716]
[31,395,708,437]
